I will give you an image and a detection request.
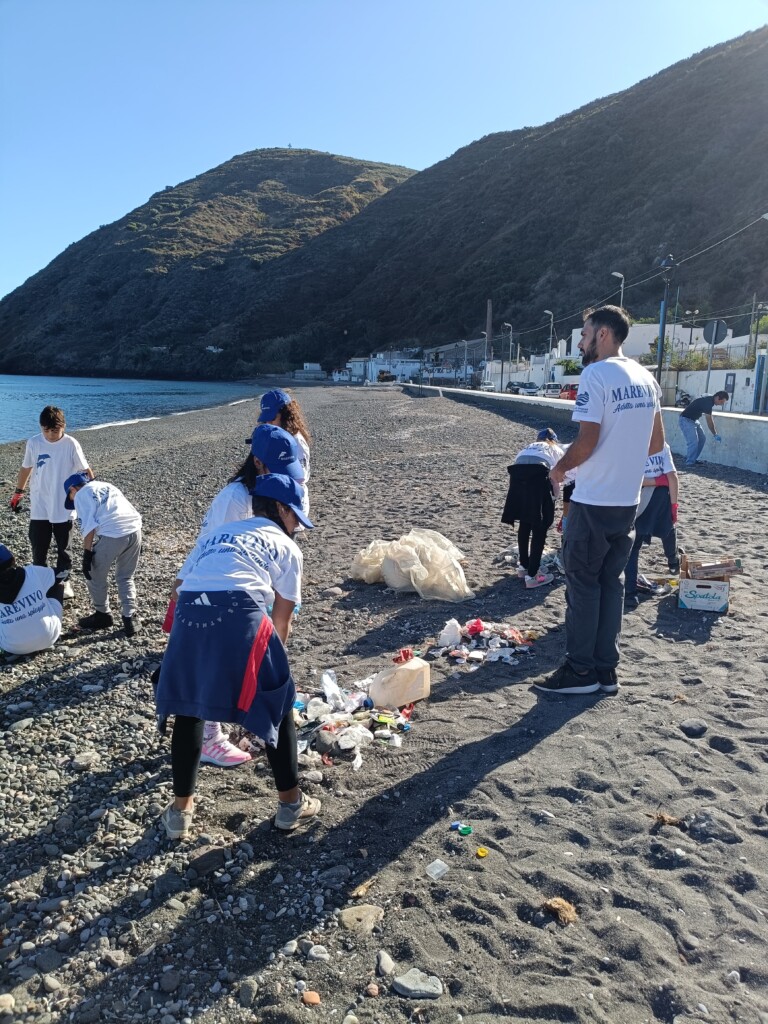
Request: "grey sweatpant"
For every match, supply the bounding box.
[562,502,636,674]
[86,530,141,617]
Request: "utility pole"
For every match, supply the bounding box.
[655,255,675,386]
[485,300,493,383]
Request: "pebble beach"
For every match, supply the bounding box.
[1,384,767,1024]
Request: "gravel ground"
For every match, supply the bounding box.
[1,385,767,1024]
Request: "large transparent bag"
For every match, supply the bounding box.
[351,529,474,602]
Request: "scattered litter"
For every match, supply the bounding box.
[430,617,536,671]
[542,897,578,925]
[476,847,488,858]
[425,859,450,881]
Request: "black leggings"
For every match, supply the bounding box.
[171,711,299,797]
[518,522,548,577]
[29,520,73,578]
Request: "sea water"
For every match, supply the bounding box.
[0,374,261,445]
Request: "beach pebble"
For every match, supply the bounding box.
[365,982,379,997]
[339,904,384,934]
[307,944,330,962]
[679,719,708,738]
[392,968,443,999]
[681,933,700,949]
[301,990,321,1006]
[377,949,395,975]
[342,1016,359,1024]
[0,994,15,1013]
[323,586,343,597]
[281,940,298,955]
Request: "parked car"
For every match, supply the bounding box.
[479,381,496,392]
[559,383,579,400]
[505,380,525,394]
[541,383,562,398]
[515,382,540,395]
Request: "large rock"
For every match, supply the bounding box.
[392,968,443,999]
[338,904,384,934]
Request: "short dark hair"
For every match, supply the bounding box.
[583,305,629,344]
[39,406,66,429]
[714,390,729,401]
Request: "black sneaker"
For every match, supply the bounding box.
[624,592,639,609]
[596,668,619,694]
[122,616,140,638]
[533,663,599,695]
[79,611,114,630]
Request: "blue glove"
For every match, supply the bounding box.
[713,434,722,442]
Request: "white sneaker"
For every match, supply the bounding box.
[62,581,75,599]
[516,565,527,579]
[525,571,554,589]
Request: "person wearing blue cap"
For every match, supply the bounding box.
[166,424,304,769]
[501,428,564,588]
[155,474,320,840]
[256,389,312,515]
[0,544,64,656]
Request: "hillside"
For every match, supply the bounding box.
[0,151,414,376]
[1,28,767,378]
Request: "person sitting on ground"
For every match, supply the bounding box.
[624,442,680,609]
[9,405,93,600]
[0,544,64,656]
[501,427,564,589]
[256,389,312,515]
[154,474,320,840]
[167,424,305,769]
[678,390,728,467]
[64,473,142,637]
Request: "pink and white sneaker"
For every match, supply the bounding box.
[525,571,554,589]
[200,723,252,768]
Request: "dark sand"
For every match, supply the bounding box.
[1,385,767,1024]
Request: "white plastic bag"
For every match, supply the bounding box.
[351,529,474,603]
[350,539,390,584]
[438,618,463,647]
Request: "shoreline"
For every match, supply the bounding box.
[1,386,767,1023]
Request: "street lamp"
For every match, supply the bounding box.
[611,271,625,309]
[684,309,699,351]
[543,310,554,351]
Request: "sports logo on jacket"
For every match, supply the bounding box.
[36,454,51,469]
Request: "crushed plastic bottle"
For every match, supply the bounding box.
[438,618,463,647]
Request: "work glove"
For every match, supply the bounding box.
[555,517,563,534]
[713,434,722,442]
[671,503,679,525]
[9,489,24,512]
[82,550,94,581]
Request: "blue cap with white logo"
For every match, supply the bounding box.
[63,472,91,510]
[249,425,303,479]
[257,388,292,424]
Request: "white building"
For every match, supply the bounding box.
[566,322,734,362]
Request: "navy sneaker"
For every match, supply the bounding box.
[596,668,619,694]
[533,664,599,695]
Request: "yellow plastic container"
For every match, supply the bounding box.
[369,657,431,709]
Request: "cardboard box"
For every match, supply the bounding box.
[678,577,730,613]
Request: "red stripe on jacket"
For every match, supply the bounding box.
[237,616,274,712]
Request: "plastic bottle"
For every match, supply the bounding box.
[369,657,431,709]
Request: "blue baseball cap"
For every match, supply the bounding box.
[257,388,292,424]
[248,425,303,479]
[537,428,558,441]
[0,544,13,570]
[250,474,313,530]
[63,472,91,509]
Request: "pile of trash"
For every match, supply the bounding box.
[427,616,537,669]
[289,655,430,771]
[351,528,474,602]
[496,541,564,575]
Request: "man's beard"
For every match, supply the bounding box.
[581,340,597,366]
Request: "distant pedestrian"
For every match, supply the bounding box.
[256,390,312,515]
[678,391,728,467]
[9,406,93,598]
[64,474,142,637]
[0,544,64,656]
[502,428,564,589]
[541,306,663,696]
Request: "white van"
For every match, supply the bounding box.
[542,383,561,398]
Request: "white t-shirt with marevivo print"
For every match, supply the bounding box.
[177,517,302,610]
[0,566,62,655]
[73,482,142,538]
[22,434,90,523]
[571,356,661,507]
[199,482,253,539]
[644,443,676,480]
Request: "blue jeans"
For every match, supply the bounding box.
[679,415,705,465]
[563,502,636,674]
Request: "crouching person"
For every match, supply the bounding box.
[64,473,142,637]
[0,544,64,656]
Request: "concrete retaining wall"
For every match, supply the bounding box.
[402,384,768,475]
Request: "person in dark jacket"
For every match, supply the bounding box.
[501,428,564,589]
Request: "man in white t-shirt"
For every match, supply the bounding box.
[9,406,93,599]
[0,544,64,656]
[539,306,664,696]
[64,474,143,637]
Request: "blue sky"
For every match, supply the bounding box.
[2,0,767,299]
